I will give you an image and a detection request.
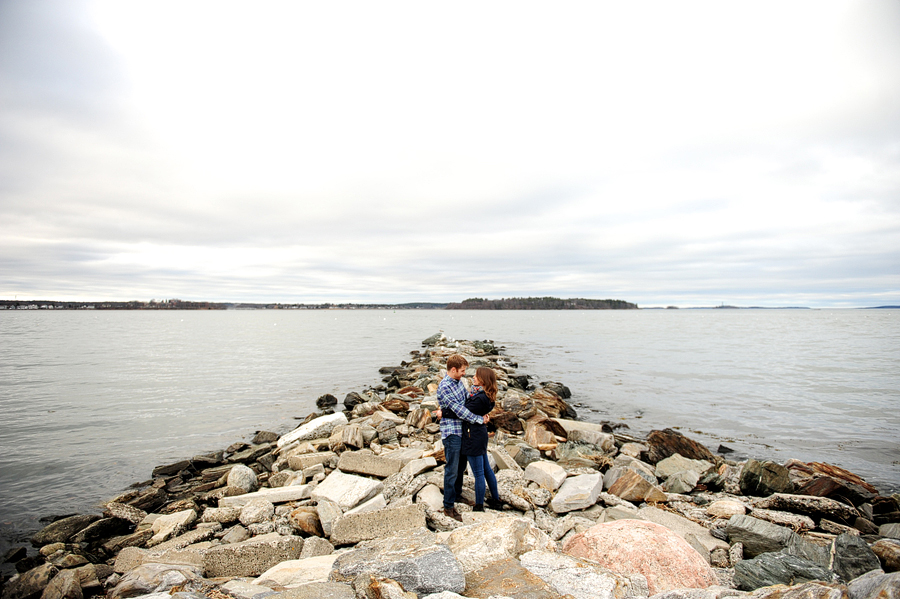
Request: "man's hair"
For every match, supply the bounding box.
[446,354,468,371]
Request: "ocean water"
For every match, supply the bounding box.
[1,308,898,553]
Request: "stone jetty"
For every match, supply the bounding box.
[3,333,899,599]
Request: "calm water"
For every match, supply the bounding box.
[1,309,898,552]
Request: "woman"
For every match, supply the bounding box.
[460,366,502,511]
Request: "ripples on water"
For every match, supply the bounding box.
[0,309,897,552]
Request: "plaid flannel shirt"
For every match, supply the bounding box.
[437,374,483,439]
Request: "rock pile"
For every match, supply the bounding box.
[3,333,899,599]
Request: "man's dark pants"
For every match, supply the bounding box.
[442,434,468,509]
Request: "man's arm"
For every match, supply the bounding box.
[443,385,484,425]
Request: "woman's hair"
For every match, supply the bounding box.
[476,367,498,402]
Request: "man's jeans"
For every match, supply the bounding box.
[442,434,467,509]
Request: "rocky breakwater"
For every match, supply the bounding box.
[4,332,900,599]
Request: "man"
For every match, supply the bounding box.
[436,354,487,522]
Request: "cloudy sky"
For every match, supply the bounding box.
[1,1,898,307]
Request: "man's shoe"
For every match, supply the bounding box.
[457,496,475,507]
[443,507,463,522]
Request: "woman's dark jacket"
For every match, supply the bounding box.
[461,390,493,456]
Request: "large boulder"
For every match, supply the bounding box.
[311,470,383,512]
[202,532,303,577]
[330,504,426,546]
[40,569,83,599]
[227,464,259,494]
[330,527,465,596]
[31,515,100,546]
[1,563,59,599]
[645,429,717,464]
[562,519,718,595]
[519,549,649,599]
[445,516,555,574]
[733,551,836,591]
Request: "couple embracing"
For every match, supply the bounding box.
[436,354,502,522]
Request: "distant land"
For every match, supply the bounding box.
[0,297,637,310]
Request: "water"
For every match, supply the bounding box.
[1,308,898,553]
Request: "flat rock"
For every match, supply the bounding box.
[749,508,816,532]
[2,563,59,599]
[254,554,338,588]
[520,549,649,599]
[330,504,426,546]
[881,524,900,540]
[608,469,667,503]
[832,533,881,582]
[656,454,715,480]
[740,459,794,497]
[219,485,312,508]
[401,457,437,477]
[754,494,858,522]
[646,429,717,464]
[750,581,850,599]
[563,519,718,595]
[446,516,555,574]
[203,532,303,577]
[108,563,202,599]
[330,527,465,596]
[104,503,148,526]
[311,470,383,512]
[847,570,900,599]
[524,460,568,491]
[287,451,336,471]
[550,473,604,514]
[725,515,796,558]
[240,498,275,526]
[278,413,348,448]
[218,580,276,599]
[734,551,837,591]
[337,450,402,478]
[270,582,354,599]
[148,509,197,547]
[31,516,100,547]
[464,557,566,599]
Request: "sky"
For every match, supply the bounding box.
[1,1,898,307]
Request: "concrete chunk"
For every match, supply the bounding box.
[278,413,348,448]
[330,504,426,546]
[219,485,311,508]
[202,532,303,577]
[311,470,383,512]
[337,450,402,478]
[524,460,568,491]
[550,473,604,514]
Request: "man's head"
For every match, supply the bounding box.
[446,354,468,380]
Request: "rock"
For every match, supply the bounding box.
[48,554,88,569]
[489,446,523,472]
[31,515,100,546]
[833,533,881,582]
[749,508,816,532]
[254,554,338,588]
[463,557,566,598]
[344,493,386,516]
[567,429,616,452]
[638,506,729,557]
[707,500,747,519]
[725,515,796,558]
[108,563,202,599]
[331,504,426,546]
[754,494,859,523]
[299,536,334,559]
[316,499,344,538]
[40,569,82,599]
[872,539,900,572]
[741,459,794,497]
[311,470,383,512]
[607,469,667,503]
[199,506,241,524]
[227,464,259,493]
[330,527,465,596]
[646,429,717,464]
[446,517,555,574]
[401,457,437,477]
[2,563,59,599]
[360,576,417,599]
[271,582,354,599]
[734,551,837,590]
[519,549,649,599]
[750,581,850,599]
[222,524,251,544]
[219,485,312,508]
[822,519,860,536]
[549,473,604,514]
[287,451,337,471]
[882,524,900,540]
[664,470,702,494]
[563,520,718,595]
[277,413,349,448]
[202,532,303,577]
[511,444,542,469]
[316,394,338,409]
[73,564,109,590]
[344,392,367,409]
[524,460,568,491]
[218,580,275,599]
[288,507,323,537]
[104,503,148,526]
[655,454,714,481]
[847,570,900,599]
[337,450,402,478]
[416,485,444,512]
[240,498,275,526]
[147,509,197,547]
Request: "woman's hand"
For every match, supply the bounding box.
[434,409,442,420]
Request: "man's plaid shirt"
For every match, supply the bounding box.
[437,375,483,439]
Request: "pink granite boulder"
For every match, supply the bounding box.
[562,519,718,595]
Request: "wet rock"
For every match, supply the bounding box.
[203,532,303,577]
[152,460,192,477]
[733,551,836,590]
[833,533,881,582]
[108,563,202,599]
[330,528,464,596]
[278,413,349,448]
[563,519,718,595]
[2,563,58,599]
[872,539,900,572]
[646,429,717,465]
[725,515,796,557]
[446,517,555,574]
[520,549,648,599]
[741,460,794,497]
[607,469,667,503]
[463,557,565,599]
[71,517,131,544]
[316,394,338,409]
[31,516,100,547]
[227,464,259,494]
[254,554,338,588]
[847,570,900,599]
[40,569,82,599]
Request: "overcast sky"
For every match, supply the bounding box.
[1,1,898,307]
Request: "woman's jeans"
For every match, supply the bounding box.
[466,452,500,505]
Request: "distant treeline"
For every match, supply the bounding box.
[0,300,226,310]
[445,297,638,310]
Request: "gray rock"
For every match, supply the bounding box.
[725,514,796,557]
[218,580,277,599]
[227,464,259,493]
[663,470,702,494]
[648,588,747,599]
[337,450,402,478]
[847,570,900,599]
[331,504,426,546]
[740,459,793,497]
[31,516,100,546]
[520,549,648,599]
[655,454,714,481]
[833,533,882,582]
[203,532,303,577]
[733,551,836,591]
[277,413,348,448]
[2,563,59,599]
[271,582,355,599]
[784,534,833,570]
[40,569,82,599]
[108,563,202,599]
[881,524,900,540]
[550,473,604,514]
[240,499,275,526]
[299,536,334,559]
[199,506,241,524]
[311,470,383,512]
[330,527,465,596]
[222,524,251,544]
[248,522,277,536]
